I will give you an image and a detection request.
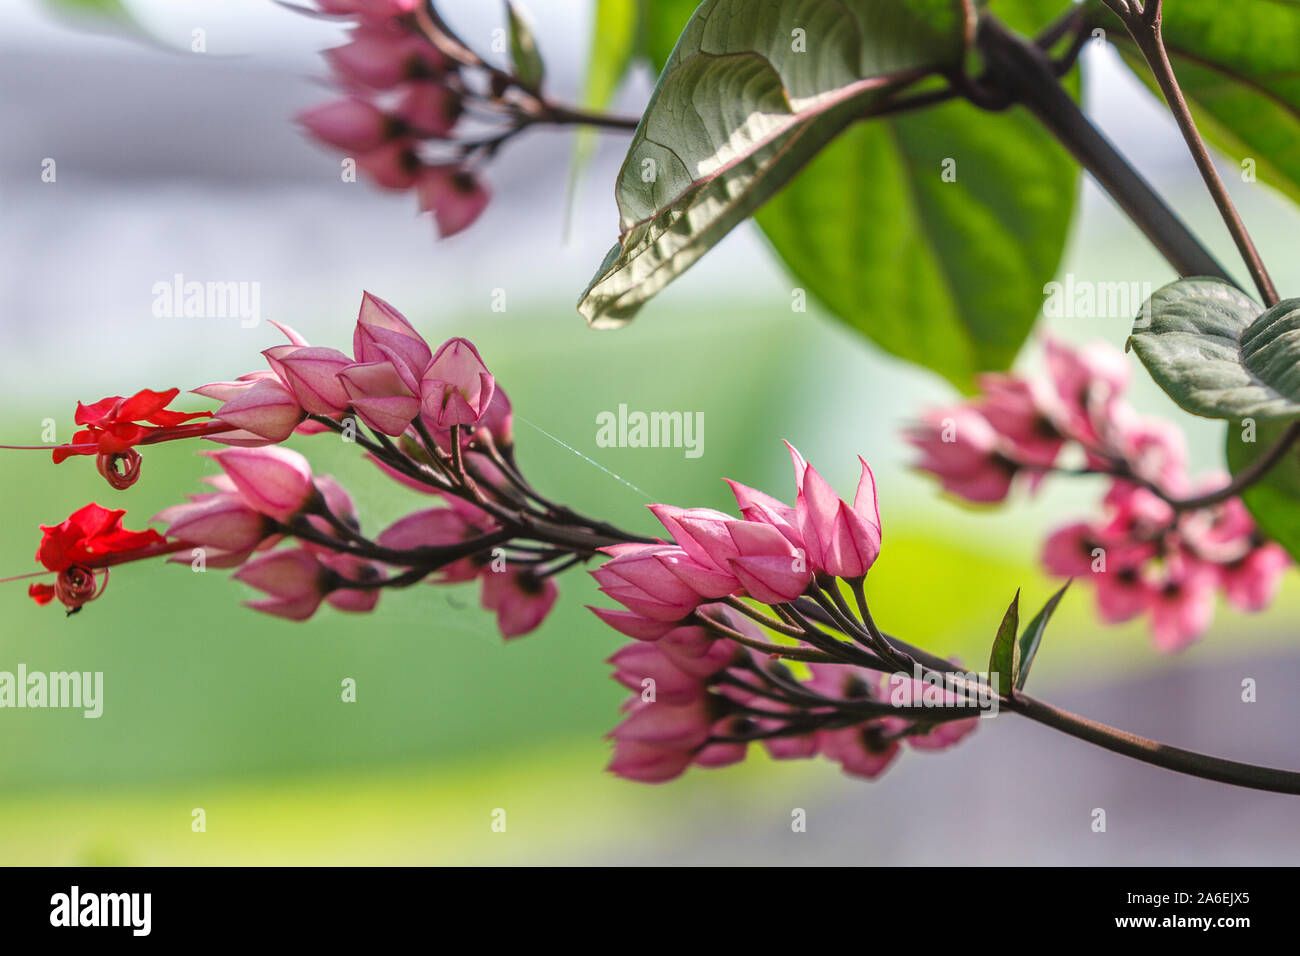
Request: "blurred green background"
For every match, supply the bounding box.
[3,0,1299,864]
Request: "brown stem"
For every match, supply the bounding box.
[1049,421,1300,513]
[976,16,1232,283]
[696,613,837,663]
[872,627,1300,795]
[1004,693,1300,795]
[1102,0,1279,305]
[1163,421,1300,510]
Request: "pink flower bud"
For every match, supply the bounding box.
[480,566,557,638]
[208,446,315,521]
[378,507,486,582]
[607,738,694,783]
[263,345,352,416]
[1044,336,1129,446]
[395,81,461,137]
[906,715,979,751]
[338,360,420,436]
[325,588,380,613]
[653,548,739,599]
[611,698,711,750]
[789,452,881,579]
[476,384,513,449]
[608,643,706,706]
[973,373,1063,468]
[318,551,382,614]
[596,587,695,624]
[325,31,445,90]
[1041,521,1102,578]
[298,97,393,152]
[724,478,802,548]
[203,377,304,444]
[353,291,431,382]
[592,545,703,623]
[694,734,747,769]
[659,629,740,678]
[817,725,900,779]
[657,621,722,661]
[1148,553,1218,652]
[1094,565,1152,624]
[587,605,677,641]
[1114,413,1189,492]
[314,474,358,528]
[153,494,271,554]
[356,139,420,190]
[906,407,1016,503]
[234,548,328,621]
[420,337,495,428]
[595,544,702,608]
[647,505,737,573]
[726,520,810,604]
[1220,542,1289,612]
[416,165,490,237]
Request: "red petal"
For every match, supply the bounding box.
[116,387,180,423]
[28,583,56,606]
[87,526,165,559]
[97,423,149,453]
[73,396,126,427]
[36,520,83,571]
[146,408,210,427]
[51,429,99,463]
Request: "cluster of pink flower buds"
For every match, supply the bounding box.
[296,2,511,237]
[18,292,592,636]
[192,292,506,450]
[605,610,978,784]
[907,338,1288,650]
[589,443,979,783]
[591,443,880,639]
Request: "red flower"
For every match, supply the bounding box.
[27,503,173,613]
[52,388,211,464]
[35,503,166,572]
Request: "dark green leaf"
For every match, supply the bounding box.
[988,589,1020,689]
[1226,419,1300,562]
[1014,581,1068,691]
[756,86,1077,389]
[577,0,974,329]
[506,1,546,90]
[1128,277,1300,421]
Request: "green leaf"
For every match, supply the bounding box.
[1098,0,1300,205]
[1013,581,1068,692]
[577,0,974,329]
[39,0,139,32]
[1227,419,1300,562]
[1128,277,1300,422]
[644,0,701,71]
[569,0,646,212]
[755,85,1077,389]
[506,1,546,91]
[988,589,1020,689]
[980,0,1087,37]
[43,0,131,17]
[583,0,644,108]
